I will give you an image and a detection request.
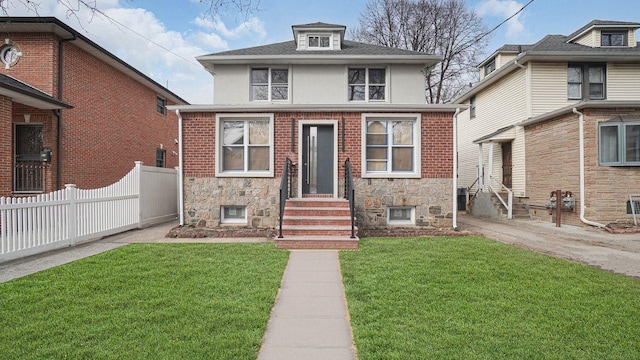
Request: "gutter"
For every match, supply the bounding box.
[573,107,605,228]
[176,109,185,226]
[452,108,460,231]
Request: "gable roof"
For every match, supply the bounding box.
[453,20,640,103]
[0,17,188,105]
[0,74,72,109]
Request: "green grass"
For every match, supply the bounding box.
[340,237,640,360]
[0,243,289,360]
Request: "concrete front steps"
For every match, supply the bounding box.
[275,198,359,249]
[495,191,531,219]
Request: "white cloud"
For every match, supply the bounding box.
[476,0,525,39]
[194,16,266,40]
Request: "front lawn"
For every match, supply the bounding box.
[0,243,289,359]
[340,237,640,359]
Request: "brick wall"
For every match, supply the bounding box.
[1,32,180,192]
[525,108,640,225]
[0,96,12,196]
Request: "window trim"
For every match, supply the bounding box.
[387,206,415,226]
[156,96,167,115]
[155,148,166,167]
[470,96,476,118]
[221,205,247,224]
[361,113,421,179]
[215,113,275,177]
[484,58,496,76]
[601,30,628,47]
[306,34,332,49]
[347,67,389,102]
[599,120,640,166]
[250,66,290,102]
[567,63,606,100]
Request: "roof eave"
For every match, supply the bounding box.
[519,100,640,127]
[168,103,466,113]
[197,54,442,68]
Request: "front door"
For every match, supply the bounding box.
[14,124,44,192]
[302,125,334,195]
[501,141,512,189]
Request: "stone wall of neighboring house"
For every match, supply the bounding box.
[181,111,454,231]
[1,32,180,193]
[525,108,640,226]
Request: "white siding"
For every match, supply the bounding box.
[498,53,517,68]
[606,63,640,100]
[530,63,574,116]
[574,30,596,47]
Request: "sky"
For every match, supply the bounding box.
[3,0,640,104]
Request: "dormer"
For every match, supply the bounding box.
[292,22,346,51]
[477,45,526,80]
[566,20,640,48]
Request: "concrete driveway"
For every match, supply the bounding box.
[458,214,640,279]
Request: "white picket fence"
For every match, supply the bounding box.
[0,162,178,263]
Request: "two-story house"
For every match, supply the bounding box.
[169,22,463,247]
[0,17,187,197]
[454,20,640,228]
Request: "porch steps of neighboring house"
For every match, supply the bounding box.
[494,191,530,219]
[275,198,359,249]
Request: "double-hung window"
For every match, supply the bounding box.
[348,68,386,101]
[216,114,274,177]
[362,114,421,178]
[599,120,640,166]
[251,68,289,101]
[470,96,476,118]
[568,63,605,100]
[156,96,167,115]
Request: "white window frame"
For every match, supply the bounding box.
[215,113,275,177]
[250,67,290,102]
[601,31,627,47]
[387,207,415,225]
[221,205,247,224]
[348,67,389,102]
[361,113,421,179]
[306,34,332,50]
[599,120,640,166]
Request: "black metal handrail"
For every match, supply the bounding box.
[344,158,356,239]
[278,158,294,238]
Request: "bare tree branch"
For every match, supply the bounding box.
[351,0,489,104]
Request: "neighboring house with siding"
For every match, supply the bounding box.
[454,20,640,227]
[0,17,187,197]
[169,22,462,247]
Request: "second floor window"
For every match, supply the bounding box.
[251,68,288,101]
[348,68,386,101]
[470,96,476,118]
[567,63,605,100]
[156,96,166,115]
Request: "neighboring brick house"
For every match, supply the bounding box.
[454,20,640,227]
[169,22,462,245]
[0,17,187,197]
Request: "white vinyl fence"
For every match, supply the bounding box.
[0,162,178,263]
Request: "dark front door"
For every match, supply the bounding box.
[14,124,44,192]
[302,125,334,195]
[501,141,512,189]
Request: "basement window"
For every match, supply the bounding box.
[387,207,415,225]
[221,206,247,224]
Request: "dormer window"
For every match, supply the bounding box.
[484,59,496,76]
[601,31,627,46]
[308,35,331,49]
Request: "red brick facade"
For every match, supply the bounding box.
[0,31,182,196]
[525,108,640,225]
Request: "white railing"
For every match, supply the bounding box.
[630,194,640,226]
[488,175,513,219]
[0,162,178,263]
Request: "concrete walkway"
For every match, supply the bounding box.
[257,250,357,360]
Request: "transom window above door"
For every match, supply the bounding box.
[251,68,289,101]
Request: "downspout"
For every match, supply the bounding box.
[175,109,184,226]
[573,107,605,228]
[56,34,76,190]
[452,108,460,231]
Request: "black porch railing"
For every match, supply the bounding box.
[344,158,356,239]
[278,158,294,238]
[13,162,45,193]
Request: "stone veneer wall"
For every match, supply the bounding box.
[184,176,453,231]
